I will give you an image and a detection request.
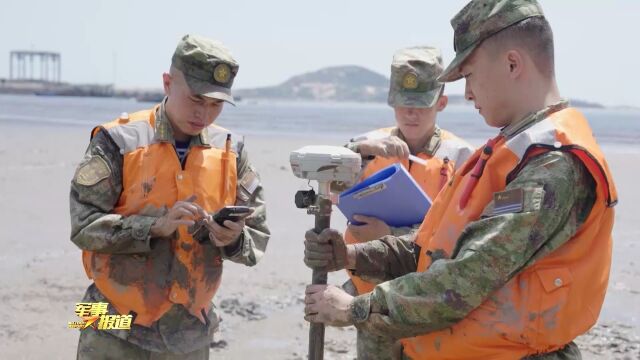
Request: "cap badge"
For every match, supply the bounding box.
[213,63,231,84]
[402,72,419,90]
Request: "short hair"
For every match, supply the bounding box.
[483,16,555,78]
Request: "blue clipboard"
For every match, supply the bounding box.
[337,163,431,227]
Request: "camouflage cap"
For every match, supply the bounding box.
[388,46,444,109]
[171,34,239,105]
[439,0,545,83]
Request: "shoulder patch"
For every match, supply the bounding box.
[239,168,260,195]
[74,156,111,186]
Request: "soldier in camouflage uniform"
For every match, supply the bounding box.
[342,46,473,243]
[70,34,269,359]
[340,46,474,356]
[303,1,616,359]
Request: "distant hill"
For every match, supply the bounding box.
[236,65,611,109]
[235,65,388,102]
[1,65,615,109]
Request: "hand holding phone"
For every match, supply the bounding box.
[189,206,253,246]
[212,206,253,227]
[189,206,252,238]
[204,206,253,247]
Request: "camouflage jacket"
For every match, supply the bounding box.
[69,101,270,353]
[349,102,596,359]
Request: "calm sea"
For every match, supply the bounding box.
[0,94,638,151]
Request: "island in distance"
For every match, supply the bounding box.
[234,65,606,109]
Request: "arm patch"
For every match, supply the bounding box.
[237,167,260,202]
[74,155,111,186]
[239,168,259,195]
[482,187,544,218]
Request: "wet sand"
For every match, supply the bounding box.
[0,123,637,359]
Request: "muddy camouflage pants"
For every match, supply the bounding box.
[76,328,209,360]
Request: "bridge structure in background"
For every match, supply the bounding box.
[9,51,61,83]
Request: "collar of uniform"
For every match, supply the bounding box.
[500,100,570,140]
[393,126,442,156]
[155,97,211,147]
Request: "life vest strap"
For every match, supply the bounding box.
[459,136,502,209]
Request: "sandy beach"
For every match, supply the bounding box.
[0,122,638,359]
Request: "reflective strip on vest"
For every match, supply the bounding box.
[506,118,558,160]
[105,119,156,154]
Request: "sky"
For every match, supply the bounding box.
[1,0,639,107]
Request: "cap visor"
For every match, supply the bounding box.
[438,43,478,83]
[202,91,235,106]
[388,85,443,108]
[187,79,236,106]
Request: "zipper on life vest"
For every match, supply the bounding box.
[458,136,501,209]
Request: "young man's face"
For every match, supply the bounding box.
[460,45,514,128]
[163,70,224,138]
[394,96,447,143]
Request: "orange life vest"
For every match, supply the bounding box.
[344,127,473,294]
[401,108,617,359]
[81,108,238,326]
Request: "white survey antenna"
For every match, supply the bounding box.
[290,145,362,185]
[289,144,362,359]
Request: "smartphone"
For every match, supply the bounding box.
[213,206,252,226]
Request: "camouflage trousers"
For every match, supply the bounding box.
[356,328,400,360]
[77,328,210,360]
[356,328,582,360]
